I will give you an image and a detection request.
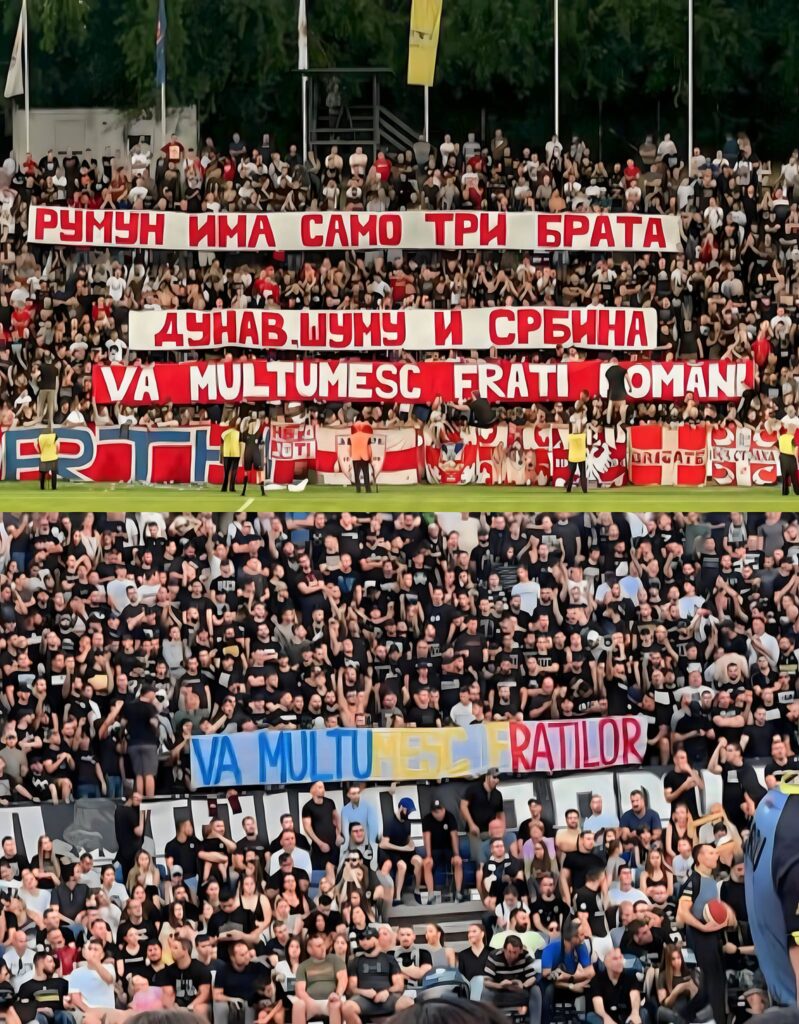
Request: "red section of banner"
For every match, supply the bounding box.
[629,425,708,486]
[93,359,754,407]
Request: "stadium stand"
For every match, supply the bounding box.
[0,132,797,440]
[0,510,794,1021]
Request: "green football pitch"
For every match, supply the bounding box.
[2,481,798,512]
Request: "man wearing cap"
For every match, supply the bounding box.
[342,926,412,1024]
[422,798,465,902]
[378,798,423,905]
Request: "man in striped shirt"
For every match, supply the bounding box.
[483,934,542,1024]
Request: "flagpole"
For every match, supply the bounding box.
[554,0,559,138]
[424,85,429,142]
[687,0,693,175]
[161,80,167,148]
[302,74,308,162]
[22,0,29,157]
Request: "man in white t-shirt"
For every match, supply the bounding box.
[67,938,116,1015]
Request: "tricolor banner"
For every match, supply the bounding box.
[129,306,657,352]
[29,207,681,252]
[93,359,754,407]
[628,424,708,486]
[191,716,646,788]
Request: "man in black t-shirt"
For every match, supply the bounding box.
[560,831,605,903]
[530,873,569,936]
[155,935,212,1013]
[663,747,703,819]
[114,791,145,878]
[344,927,412,1022]
[164,819,200,884]
[16,951,68,1017]
[422,798,464,901]
[460,769,505,863]
[590,948,645,1024]
[122,684,159,798]
[478,836,525,908]
[574,865,611,955]
[302,781,342,882]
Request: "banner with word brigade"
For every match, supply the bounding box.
[29,206,681,252]
[93,358,754,406]
[128,306,658,351]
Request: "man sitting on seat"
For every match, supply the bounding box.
[588,948,648,1024]
[540,920,595,1024]
[342,925,412,1024]
[293,933,347,1024]
[483,934,542,1024]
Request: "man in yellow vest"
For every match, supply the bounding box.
[35,430,60,490]
[220,416,242,494]
[565,422,588,494]
[779,426,799,496]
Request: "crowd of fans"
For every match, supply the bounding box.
[0,509,795,1023]
[0,132,798,435]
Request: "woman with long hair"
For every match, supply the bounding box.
[126,850,162,901]
[656,944,707,1024]
[664,803,693,865]
[279,872,312,919]
[273,934,304,1010]
[32,835,61,887]
[424,922,457,969]
[640,849,673,898]
[238,872,273,931]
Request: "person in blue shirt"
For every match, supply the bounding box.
[341,783,382,849]
[540,920,595,1024]
[618,790,662,842]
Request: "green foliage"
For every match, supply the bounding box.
[1,0,798,154]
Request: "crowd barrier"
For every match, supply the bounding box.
[0,761,767,867]
[0,422,784,486]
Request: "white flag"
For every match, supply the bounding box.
[297,0,308,71]
[4,0,26,99]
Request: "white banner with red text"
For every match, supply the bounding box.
[708,425,780,485]
[128,306,658,352]
[423,423,627,486]
[92,359,754,407]
[29,206,681,252]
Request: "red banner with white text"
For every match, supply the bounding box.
[128,306,658,352]
[708,425,780,485]
[628,425,708,485]
[92,359,754,407]
[29,207,681,252]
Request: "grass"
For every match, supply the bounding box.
[1,481,797,512]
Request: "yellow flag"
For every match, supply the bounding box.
[407,0,442,87]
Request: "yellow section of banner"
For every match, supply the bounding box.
[408,0,442,87]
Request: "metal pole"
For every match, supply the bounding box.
[22,0,30,157]
[424,85,429,142]
[302,74,308,161]
[161,81,167,148]
[688,0,693,175]
[554,0,559,138]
